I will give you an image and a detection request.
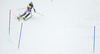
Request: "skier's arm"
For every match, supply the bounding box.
[33,7,36,13]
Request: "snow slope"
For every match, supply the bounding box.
[0,0,100,54]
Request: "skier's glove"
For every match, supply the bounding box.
[34,11,36,13]
[34,9,36,13]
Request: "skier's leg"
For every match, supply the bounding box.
[23,13,30,20]
[20,11,27,17]
[23,10,31,20]
[17,11,27,19]
[25,13,30,18]
[20,13,25,17]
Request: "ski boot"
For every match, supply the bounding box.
[17,16,20,21]
[23,16,26,21]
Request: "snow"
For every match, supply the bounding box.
[0,0,100,54]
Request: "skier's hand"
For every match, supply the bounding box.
[34,11,36,13]
[34,9,36,13]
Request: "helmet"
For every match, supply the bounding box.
[29,2,33,8]
[28,6,32,8]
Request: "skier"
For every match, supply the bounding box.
[17,2,36,21]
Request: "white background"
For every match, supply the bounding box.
[0,0,100,54]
